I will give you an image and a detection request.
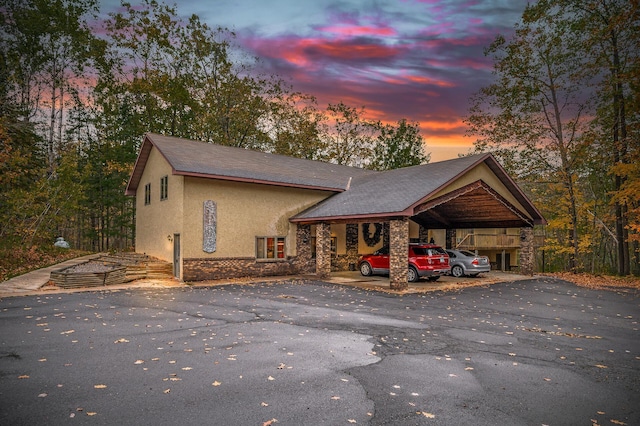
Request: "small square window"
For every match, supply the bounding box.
[160,176,168,200]
[144,183,151,205]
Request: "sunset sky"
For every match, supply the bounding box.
[99,0,530,161]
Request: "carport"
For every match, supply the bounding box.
[291,153,545,290]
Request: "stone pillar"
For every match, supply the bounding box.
[519,227,535,275]
[389,218,409,290]
[419,225,429,243]
[346,223,359,270]
[295,224,313,274]
[446,229,456,249]
[316,222,332,278]
[382,222,390,248]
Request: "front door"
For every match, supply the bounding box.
[173,234,181,279]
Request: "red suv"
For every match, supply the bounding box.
[358,244,450,282]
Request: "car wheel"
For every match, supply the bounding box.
[427,276,440,281]
[451,265,464,278]
[359,262,373,276]
[407,266,419,282]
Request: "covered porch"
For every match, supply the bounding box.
[292,156,545,291]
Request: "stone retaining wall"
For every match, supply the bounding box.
[183,257,313,281]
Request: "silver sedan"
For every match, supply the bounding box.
[446,249,491,277]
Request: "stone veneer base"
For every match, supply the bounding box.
[183,257,310,281]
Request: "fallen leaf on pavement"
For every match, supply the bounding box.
[94,384,107,389]
[114,338,129,343]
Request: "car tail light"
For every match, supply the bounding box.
[472,259,479,265]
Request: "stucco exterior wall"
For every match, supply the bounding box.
[181,177,330,260]
[135,147,184,262]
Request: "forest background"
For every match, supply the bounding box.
[0,0,638,280]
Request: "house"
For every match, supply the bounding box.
[125,133,545,289]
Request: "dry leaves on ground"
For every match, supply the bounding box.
[545,273,640,290]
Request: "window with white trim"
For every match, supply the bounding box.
[144,183,151,205]
[160,175,168,200]
[256,237,286,260]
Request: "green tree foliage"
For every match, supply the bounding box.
[0,0,101,172]
[324,102,377,167]
[98,0,281,151]
[369,119,429,171]
[467,0,639,274]
[0,0,101,250]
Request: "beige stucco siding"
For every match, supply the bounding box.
[182,177,331,259]
[135,147,184,262]
[432,163,532,220]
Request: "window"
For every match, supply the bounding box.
[160,176,168,200]
[256,237,286,260]
[144,183,151,205]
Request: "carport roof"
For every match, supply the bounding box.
[290,154,545,227]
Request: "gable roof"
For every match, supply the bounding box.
[125,133,545,227]
[291,155,484,220]
[290,153,545,226]
[125,133,375,195]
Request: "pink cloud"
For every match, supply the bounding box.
[318,24,397,37]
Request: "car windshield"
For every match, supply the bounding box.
[459,250,477,257]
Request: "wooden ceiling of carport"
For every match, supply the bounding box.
[411,180,534,229]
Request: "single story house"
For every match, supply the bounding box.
[125,133,545,289]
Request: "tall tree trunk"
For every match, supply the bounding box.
[611,34,629,275]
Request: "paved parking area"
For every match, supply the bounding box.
[0,276,638,425]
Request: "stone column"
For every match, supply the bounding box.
[389,218,409,290]
[446,229,456,249]
[316,222,332,278]
[419,225,429,243]
[346,223,359,270]
[295,224,313,274]
[519,227,535,275]
[382,222,390,247]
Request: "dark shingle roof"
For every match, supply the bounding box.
[125,133,544,225]
[125,133,375,195]
[291,154,486,220]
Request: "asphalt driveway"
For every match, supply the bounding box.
[0,277,638,425]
